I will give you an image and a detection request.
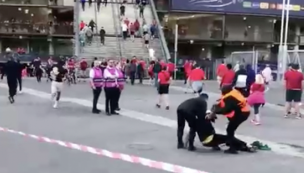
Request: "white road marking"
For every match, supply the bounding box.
[0,83,304,158]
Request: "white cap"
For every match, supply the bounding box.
[5,47,11,52]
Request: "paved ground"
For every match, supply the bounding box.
[0,78,303,173]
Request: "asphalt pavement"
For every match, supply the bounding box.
[0,78,303,173]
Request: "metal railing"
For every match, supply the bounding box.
[149,0,170,62]
[114,0,124,58]
[0,23,49,35]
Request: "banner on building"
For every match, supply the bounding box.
[171,0,304,17]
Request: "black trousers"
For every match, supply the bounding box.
[130,71,135,85]
[104,87,119,113]
[81,1,85,11]
[137,72,143,84]
[7,78,17,97]
[92,87,102,110]
[97,2,101,11]
[226,113,249,150]
[177,109,199,146]
[17,75,22,91]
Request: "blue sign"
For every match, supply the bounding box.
[171,0,304,17]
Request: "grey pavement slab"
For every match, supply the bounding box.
[0,88,304,173]
[13,80,304,148]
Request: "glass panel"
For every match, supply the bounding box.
[0,7,49,34]
[225,15,274,42]
[1,38,28,52]
[0,0,48,5]
[50,9,74,35]
[163,13,223,40]
[53,39,73,55]
[273,19,296,43]
[29,39,49,54]
[154,0,169,11]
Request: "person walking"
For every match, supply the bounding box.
[103,60,120,115]
[153,59,162,87]
[129,59,137,85]
[90,61,103,114]
[139,3,144,18]
[1,48,19,103]
[50,59,67,108]
[156,66,171,110]
[81,0,86,11]
[97,0,102,12]
[120,3,125,16]
[247,74,266,125]
[99,27,106,45]
[122,22,128,40]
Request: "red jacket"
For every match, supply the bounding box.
[221,70,235,86]
[167,62,175,72]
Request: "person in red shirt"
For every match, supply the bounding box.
[284,64,304,119]
[220,64,235,88]
[217,60,228,85]
[79,58,88,82]
[183,60,192,84]
[67,58,76,83]
[167,60,175,78]
[156,66,171,110]
[187,64,205,94]
[80,21,85,30]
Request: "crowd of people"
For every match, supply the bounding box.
[215,60,304,123]
[4,47,303,154]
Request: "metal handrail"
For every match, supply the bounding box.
[111,0,123,58]
[149,0,170,61]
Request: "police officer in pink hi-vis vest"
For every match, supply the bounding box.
[89,60,103,114]
[103,60,120,115]
[115,65,125,111]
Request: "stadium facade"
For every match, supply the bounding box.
[0,0,74,58]
[154,0,304,60]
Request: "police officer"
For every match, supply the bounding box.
[177,91,221,151]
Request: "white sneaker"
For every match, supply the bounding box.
[53,101,58,108]
[18,90,23,94]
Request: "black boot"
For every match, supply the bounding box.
[177,141,184,149]
[187,144,196,151]
[92,108,101,114]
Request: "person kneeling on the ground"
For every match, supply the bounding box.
[209,85,256,154]
[177,91,226,151]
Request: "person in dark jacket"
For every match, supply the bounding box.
[232,64,248,97]
[153,59,162,87]
[129,59,137,85]
[246,64,256,96]
[99,27,106,45]
[137,62,144,84]
[1,53,19,103]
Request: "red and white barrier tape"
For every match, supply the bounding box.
[0,127,210,173]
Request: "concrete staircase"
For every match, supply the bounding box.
[112,0,163,59]
[81,36,120,57]
[78,0,121,58]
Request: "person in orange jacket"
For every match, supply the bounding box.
[208,85,254,154]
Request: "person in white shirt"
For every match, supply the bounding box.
[261,64,272,85]
[122,23,128,40]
